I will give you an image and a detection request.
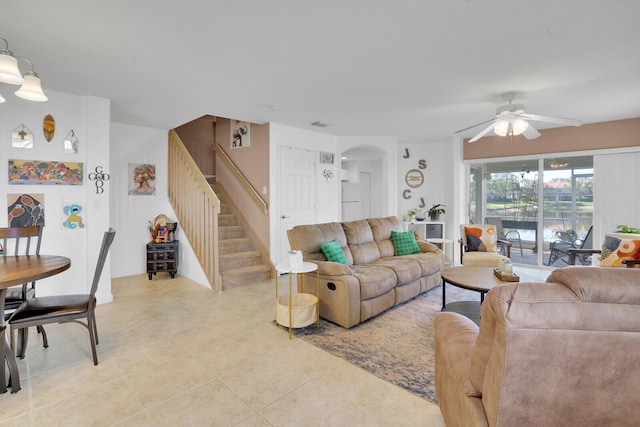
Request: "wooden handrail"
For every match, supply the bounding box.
[168,130,222,292]
[214,142,268,215]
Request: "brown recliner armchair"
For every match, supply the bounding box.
[434,267,640,427]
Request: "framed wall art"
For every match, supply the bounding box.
[7,193,45,227]
[230,120,251,149]
[8,159,83,185]
[128,163,156,195]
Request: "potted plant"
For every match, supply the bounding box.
[406,208,419,222]
[428,204,446,221]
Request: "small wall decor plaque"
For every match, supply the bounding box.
[88,166,110,194]
[320,152,334,164]
[64,130,79,154]
[43,114,55,142]
[405,169,424,188]
[11,124,34,149]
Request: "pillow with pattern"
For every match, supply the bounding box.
[391,230,421,256]
[320,240,347,264]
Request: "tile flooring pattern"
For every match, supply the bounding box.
[0,274,446,426]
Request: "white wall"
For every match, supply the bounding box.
[398,140,451,229]
[0,91,112,301]
[109,123,209,288]
[337,136,398,217]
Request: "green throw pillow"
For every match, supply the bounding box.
[391,230,420,256]
[320,240,347,264]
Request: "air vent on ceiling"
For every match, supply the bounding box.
[311,121,328,128]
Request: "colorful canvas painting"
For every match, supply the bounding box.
[7,193,45,227]
[128,163,156,195]
[62,202,85,229]
[8,159,83,185]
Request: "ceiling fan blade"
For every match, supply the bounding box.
[521,113,582,127]
[454,117,498,134]
[468,121,499,143]
[522,123,541,140]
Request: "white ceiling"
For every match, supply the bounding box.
[2,1,640,143]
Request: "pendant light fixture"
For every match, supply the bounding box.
[0,37,47,103]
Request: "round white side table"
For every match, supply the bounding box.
[275,261,319,339]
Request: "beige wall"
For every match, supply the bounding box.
[215,118,270,250]
[174,115,216,175]
[464,117,640,160]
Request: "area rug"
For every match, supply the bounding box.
[293,284,478,404]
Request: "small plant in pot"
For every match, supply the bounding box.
[428,204,446,221]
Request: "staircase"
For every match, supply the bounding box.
[216,192,272,289]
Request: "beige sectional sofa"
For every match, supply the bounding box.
[287,216,443,328]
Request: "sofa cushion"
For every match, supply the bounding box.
[372,257,422,285]
[343,219,381,265]
[368,216,404,258]
[320,240,347,264]
[351,265,397,300]
[288,222,354,265]
[404,251,444,276]
[390,230,420,255]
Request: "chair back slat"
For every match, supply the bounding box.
[0,226,42,256]
[90,228,116,296]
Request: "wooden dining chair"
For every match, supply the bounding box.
[0,225,49,350]
[9,228,115,365]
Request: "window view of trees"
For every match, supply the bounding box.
[469,156,593,267]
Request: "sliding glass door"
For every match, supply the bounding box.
[469,156,593,267]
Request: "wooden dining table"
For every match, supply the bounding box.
[0,255,71,393]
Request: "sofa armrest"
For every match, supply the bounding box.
[312,260,354,276]
[434,312,481,397]
[434,312,487,426]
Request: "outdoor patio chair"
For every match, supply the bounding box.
[485,217,523,256]
[547,225,594,266]
[9,228,115,365]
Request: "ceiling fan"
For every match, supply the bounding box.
[455,92,583,143]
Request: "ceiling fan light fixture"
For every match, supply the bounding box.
[494,118,528,137]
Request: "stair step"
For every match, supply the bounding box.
[220,203,232,215]
[218,214,238,227]
[219,237,254,253]
[219,250,263,271]
[219,225,244,240]
[222,264,272,290]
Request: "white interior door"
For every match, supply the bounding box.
[278,146,316,265]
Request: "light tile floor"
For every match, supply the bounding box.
[0,274,446,426]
